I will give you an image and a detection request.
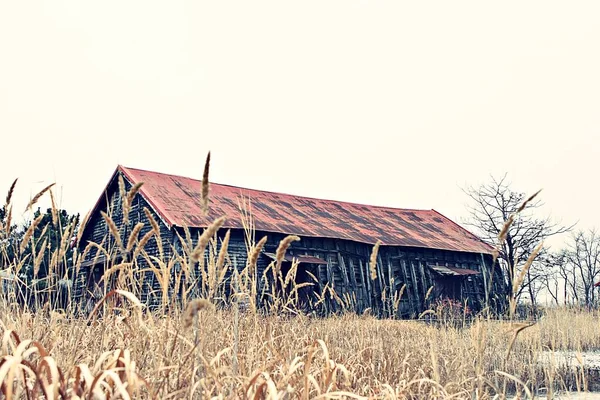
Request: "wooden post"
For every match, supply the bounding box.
[418,260,429,308]
[360,259,372,310]
[352,258,367,311]
[375,254,386,315]
[400,258,415,317]
[317,263,328,315]
[387,256,395,317]
[480,253,489,309]
[326,256,336,312]
[339,253,358,311]
[409,261,421,314]
[335,248,350,296]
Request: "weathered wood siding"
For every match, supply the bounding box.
[73,175,174,309]
[74,171,505,317]
[176,229,503,317]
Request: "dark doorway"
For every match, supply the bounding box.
[434,276,462,300]
[278,261,322,311]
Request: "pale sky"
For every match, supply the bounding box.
[1,1,599,251]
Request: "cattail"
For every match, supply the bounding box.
[492,248,500,264]
[75,241,93,275]
[101,211,124,253]
[57,221,76,261]
[497,214,515,245]
[126,182,144,209]
[124,182,144,227]
[119,175,129,226]
[191,216,226,263]
[184,224,193,251]
[513,242,544,295]
[25,183,55,212]
[216,229,231,272]
[33,237,47,277]
[517,189,542,214]
[201,151,210,215]
[4,205,12,235]
[76,211,90,245]
[5,178,17,206]
[274,235,300,277]
[182,298,214,329]
[369,240,381,281]
[425,285,434,301]
[126,223,144,253]
[396,283,407,306]
[143,207,163,258]
[133,229,155,260]
[118,175,126,204]
[50,189,58,227]
[20,214,44,254]
[143,208,160,234]
[248,236,268,271]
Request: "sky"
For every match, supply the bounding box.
[1,1,599,252]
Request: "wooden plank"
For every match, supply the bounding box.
[399,258,414,317]
[376,254,386,314]
[326,256,336,312]
[359,259,372,310]
[480,253,489,308]
[373,254,383,312]
[334,242,351,297]
[409,261,421,314]
[339,253,358,311]
[418,260,428,306]
[351,257,367,311]
[350,257,365,311]
[386,256,397,317]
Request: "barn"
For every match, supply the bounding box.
[73,165,507,318]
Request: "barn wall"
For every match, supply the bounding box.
[73,173,504,317]
[177,229,502,318]
[73,174,174,309]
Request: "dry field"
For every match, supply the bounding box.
[1,301,600,399]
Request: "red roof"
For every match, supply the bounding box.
[109,165,493,254]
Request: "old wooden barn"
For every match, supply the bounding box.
[73,165,507,317]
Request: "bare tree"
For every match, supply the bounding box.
[565,229,600,308]
[543,231,600,308]
[463,174,571,306]
[540,250,570,306]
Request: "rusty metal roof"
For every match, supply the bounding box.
[114,165,493,254]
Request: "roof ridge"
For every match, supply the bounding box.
[120,165,434,214]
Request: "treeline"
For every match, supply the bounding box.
[0,201,80,307]
[464,174,600,309]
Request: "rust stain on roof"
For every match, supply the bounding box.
[115,165,493,254]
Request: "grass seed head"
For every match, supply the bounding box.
[183,298,214,329]
[201,151,211,215]
[369,240,382,281]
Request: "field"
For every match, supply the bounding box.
[1,300,600,399]
[1,178,600,399]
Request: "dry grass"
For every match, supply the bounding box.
[1,172,598,399]
[1,303,599,399]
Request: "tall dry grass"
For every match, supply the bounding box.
[0,169,599,399]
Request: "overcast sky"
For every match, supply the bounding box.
[1,1,599,251]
